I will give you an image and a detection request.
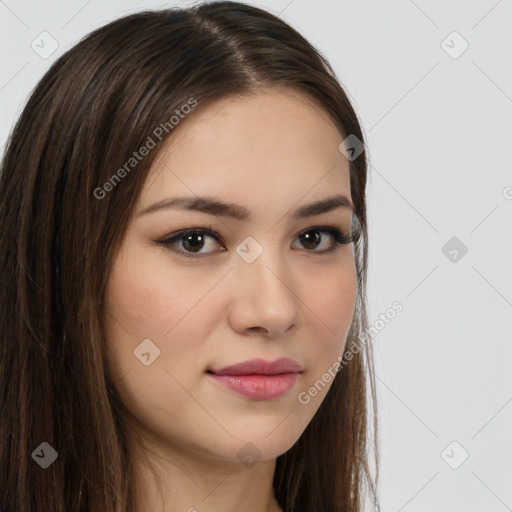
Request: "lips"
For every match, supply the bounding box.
[207,358,302,400]
[208,358,303,376]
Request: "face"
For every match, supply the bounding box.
[104,87,357,465]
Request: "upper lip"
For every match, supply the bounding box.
[209,358,303,376]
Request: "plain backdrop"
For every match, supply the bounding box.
[1,1,511,511]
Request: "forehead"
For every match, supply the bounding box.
[139,87,351,218]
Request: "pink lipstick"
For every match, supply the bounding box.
[207,358,302,400]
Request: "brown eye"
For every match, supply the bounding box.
[180,233,210,253]
[292,227,353,253]
[298,230,323,250]
[158,227,224,258]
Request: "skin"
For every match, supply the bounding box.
[104,86,357,512]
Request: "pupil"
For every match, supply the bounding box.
[183,234,204,252]
[301,231,319,249]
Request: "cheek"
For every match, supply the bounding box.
[103,246,227,386]
[301,260,357,377]
[103,249,220,426]
[309,258,356,334]
[105,247,209,343]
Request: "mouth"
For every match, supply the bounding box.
[206,358,302,400]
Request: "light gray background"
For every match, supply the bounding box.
[1,1,511,511]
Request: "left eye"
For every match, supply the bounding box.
[157,226,353,259]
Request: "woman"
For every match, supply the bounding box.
[0,2,379,511]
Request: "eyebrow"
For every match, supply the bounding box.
[137,194,353,220]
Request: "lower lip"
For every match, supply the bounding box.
[207,372,300,400]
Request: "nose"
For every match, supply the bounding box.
[227,242,302,338]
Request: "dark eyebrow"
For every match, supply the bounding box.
[137,194,353,219]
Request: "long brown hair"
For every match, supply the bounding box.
[0,2,379,511]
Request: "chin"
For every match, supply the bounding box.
[215,418,307,463]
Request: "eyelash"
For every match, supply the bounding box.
[156,224,354,259]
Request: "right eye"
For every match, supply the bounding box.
[157,227,226,259]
